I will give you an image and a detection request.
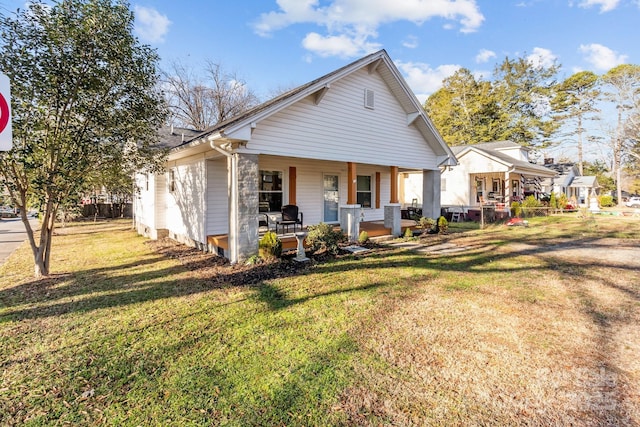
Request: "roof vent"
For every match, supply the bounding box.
[364,89,374,109]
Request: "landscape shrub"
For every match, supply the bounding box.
[403,227,414,239]
[418,216,436,233]
[358,230,369,244]
[306,222,346,255]
[521,195,545,217]
[598,194,614,207]
[438,216,449,234]
[258,231,282,261]
[557,193,569,209]
[549,192,557,210]
[510,201,522,217]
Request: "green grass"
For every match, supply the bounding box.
[1,216,639,425]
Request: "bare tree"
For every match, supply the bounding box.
[601,64,640,205]
[162,60,259,131]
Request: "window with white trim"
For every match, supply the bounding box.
[259,170,283,212]
[169,169,176,192]
[357,175,372,208]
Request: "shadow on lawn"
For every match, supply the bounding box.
[1,233,638,323]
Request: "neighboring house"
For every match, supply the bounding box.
[540,161,599,205]
[435,141,557,214]
[134,50,456,263]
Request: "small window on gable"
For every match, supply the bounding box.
[145,173,149,191]
[441,177,446,192]
[169,169,176,192]
[364,88,374,109]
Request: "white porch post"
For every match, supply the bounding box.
[422,169,441,219]
[504,171,511,207]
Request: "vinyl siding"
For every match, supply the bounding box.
[206,158,229,236]
[248,68,437,170]
[166,155,206,245]
[133,172,156,229]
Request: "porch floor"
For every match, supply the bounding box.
[207,219,419,252]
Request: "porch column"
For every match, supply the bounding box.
[390,166,399,203]
[340,161,360,242]
[229,153,259,263]
[422,169,441,220]
[347,162,357,204]
[384,166,401,236]
[504,172,511,207]
[289,166,297,205]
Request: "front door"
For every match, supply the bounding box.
[323,174,339,222]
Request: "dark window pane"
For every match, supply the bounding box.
[357,192,371,208]
[357,175,370,191]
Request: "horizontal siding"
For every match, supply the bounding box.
[133,172,155,229]
[206,158,229,235]
[166,157,206,244]
[154,173,166,229]
[248,68,437,170]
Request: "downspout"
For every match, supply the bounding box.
[210,140,238,264]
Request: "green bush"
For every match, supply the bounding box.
[438,216,449,234]
[358,230,369,244]
[258,231,282,261]
[549,192,557,209]
[557,193,569,209]
[306,223,346,255]
[403,227,414,239]
[598,194,614,207]
[522,195,542,208]
[510,201,522,217]
[418,216,436,233]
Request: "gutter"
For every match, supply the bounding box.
[209,136,239,264]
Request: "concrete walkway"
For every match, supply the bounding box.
[384,239,471,255]
[0,217,38,267]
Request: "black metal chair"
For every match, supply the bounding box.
[276,205,303,234]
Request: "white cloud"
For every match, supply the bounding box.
[576,0,621,12]
[395,60,461,103]
[134,6,171,43]
[475,48,496,63]
[402,35,419,49]
[254,0,484,58]
[527,47,558,68]
[302,32,381,58]
[579,43,628,70]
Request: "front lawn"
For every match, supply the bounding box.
[1,216,639,425]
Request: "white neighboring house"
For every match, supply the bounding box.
[402,141,557,219]
[539,162,599,205]
[133,50,456,263]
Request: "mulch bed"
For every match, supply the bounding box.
[145,238,383,287]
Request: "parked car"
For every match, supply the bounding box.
[625,196,640,208]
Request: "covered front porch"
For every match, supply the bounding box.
[206,152,443,263]
[441,171,543,222]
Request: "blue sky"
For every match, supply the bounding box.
[124,0,639,106]
[1,0,637,103]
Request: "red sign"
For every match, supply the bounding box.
[0,72,12,151]
[0,92,9,133]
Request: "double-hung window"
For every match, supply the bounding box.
[356,175,372,208]
[259,170,283,212]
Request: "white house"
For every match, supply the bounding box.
[403,141,557,220]
[540,162,599,205]
[134,50,456,263]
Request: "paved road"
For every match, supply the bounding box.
[0,217,38,267]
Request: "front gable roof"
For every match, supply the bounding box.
[171,50,456,166]
[452,142,557,177]
[569,176,599,188]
